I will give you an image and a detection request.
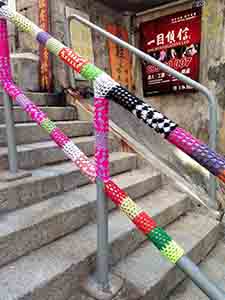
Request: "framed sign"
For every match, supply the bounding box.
[140,8,202,96]
[65,7,94,81]
[107,25,132,90]
[39,0,52,92]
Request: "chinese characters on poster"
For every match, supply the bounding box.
[140,8,202,96]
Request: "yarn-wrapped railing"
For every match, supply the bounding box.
[0,2,224,184]
[0,4,225,299]
[0,11,184,269]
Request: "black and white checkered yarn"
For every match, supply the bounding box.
[106,85,177,137]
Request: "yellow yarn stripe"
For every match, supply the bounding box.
[120,197,143,220]
[161,240,184,264]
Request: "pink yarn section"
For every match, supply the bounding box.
[25,103,47,125]
[0,18,96,182]
[94,97,110,181]
[167,127,203,155]
[0,20,11,81]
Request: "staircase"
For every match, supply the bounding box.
[0,92,222,300]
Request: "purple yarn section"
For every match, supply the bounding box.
[15,94,33,110]
[168,127,225,176]
[96,132,108,149]
[36,31,51,45]
[191,144,225,176]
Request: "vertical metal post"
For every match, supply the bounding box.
[96,178,109,291]
[3,92,18,173]
[177,256,225,300]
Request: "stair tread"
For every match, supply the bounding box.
[0,168,159,237]
[0,168,161,267]
[0,152,137,189]
[0,185,189,300]
[112,212,220,300]
[0,135,118,170]
[0,120,91,128]
[0,152,138,211]
[0,92,63,107]
[167,239,225,300]
[0,120,93,145]
[0,136,97,155]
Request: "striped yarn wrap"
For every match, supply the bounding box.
[0,5,223,265]
[1,2,222,182]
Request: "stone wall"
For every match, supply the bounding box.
[135,0,225,155]
[16,0,129,91]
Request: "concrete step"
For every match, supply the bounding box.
[0,152,138,211]
[0,168,161,268]
[0,92,64,106]
[0,106,77,124]
[0,120,93,146]
[112,212,220,300]
[0,135,118,170]
[167,239,225,300]
[0,186,190,300]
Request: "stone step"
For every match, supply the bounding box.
[112,212,220,300]
[0,120,93,146]
[0,135,118,170]
[0,186,190,300]
[167,239,225,300]
[0,92,64,106]
[0,106,77,124]
[0,168,161,268]
[0,152,138,212]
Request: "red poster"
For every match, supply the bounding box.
[140,8,202,96]
[39,0,52,92]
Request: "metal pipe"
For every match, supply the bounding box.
[68,14,218,208]
[2,92,18,173]
[177,256,225,300]
[96,178,109,291]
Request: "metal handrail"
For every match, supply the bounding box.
[1,4,225,298]
[66,14,218,208]
[2,92,18,173]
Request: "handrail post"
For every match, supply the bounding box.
[96,178,109,290]
[67,14,219,209]
[2,91,18,173]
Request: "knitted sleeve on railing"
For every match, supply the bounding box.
[0,12,185,265]
[0,3,224,183]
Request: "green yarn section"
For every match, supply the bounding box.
[46,38,64,55]
[41,118,56,134]
[161,240,184,264]
[147,227,172,251]
[80,63,103,80]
